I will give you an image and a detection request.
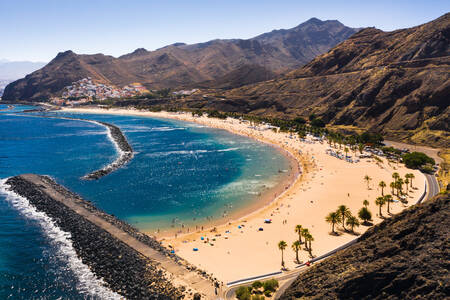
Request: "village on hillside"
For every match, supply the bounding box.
[50,77,200,106]
[51,78,149,105]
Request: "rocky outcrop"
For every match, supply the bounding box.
[280,194,450,299]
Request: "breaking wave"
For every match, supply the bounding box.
[0,179,121,299]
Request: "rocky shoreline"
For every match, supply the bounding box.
[82,120,134,180]
[5,175,183,299]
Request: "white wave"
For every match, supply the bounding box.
[145,147,239,158]
[121,125,185,133]
[0,179,121,300]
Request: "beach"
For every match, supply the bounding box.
[61,107,426,283]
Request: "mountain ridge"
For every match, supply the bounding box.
[208,13,449,143]
[2,18,358,101]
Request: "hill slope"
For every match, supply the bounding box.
[213,13,449,145]
[280,194,449,299]
[2,18,357,102]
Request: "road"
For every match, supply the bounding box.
[223,171,440,299]
[425,173,440,200]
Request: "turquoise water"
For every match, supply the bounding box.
[0,104,290,298]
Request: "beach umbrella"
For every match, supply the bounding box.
[201,236,204,240]
[258,227,264,231]
[264,219,272,223]
[193,248,199,251]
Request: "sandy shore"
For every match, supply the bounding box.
[61,107,426,283]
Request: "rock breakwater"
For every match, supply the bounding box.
[5,174,183,299]
[82,120,134,180]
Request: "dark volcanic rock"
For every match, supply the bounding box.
[5,175,183,299]
[280,194,450,300]
[82,120,134,180]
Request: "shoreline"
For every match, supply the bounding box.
[60,107,306,239]
[59,106,426,283]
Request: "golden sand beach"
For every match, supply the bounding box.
[61,107,426,284]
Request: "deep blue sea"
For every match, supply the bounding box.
[0,104,289,298]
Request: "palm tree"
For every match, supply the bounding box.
[295,224,303,244]
[375,196,386,217]
[337,205,351,231]
[390,182,395,195]
[301,228,310,249]
[363,199,369,208]
[384,194,393,214]
[358,143,364,154]
[404,178,409,194]
[278,241,287,268]
[364,175,372,190]
[346,215,360,233]
[292,241,301,263]
[392,172,400,181]
[378,181,386,196]
[325,212,341,234]
[408,173,415,188]
[397,178,404,195]
[306,233,314,251]
[358,207,372,225]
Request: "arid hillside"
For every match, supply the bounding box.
[208,13,449,146]
[2,18,357,101]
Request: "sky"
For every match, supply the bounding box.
[1,0,448,62]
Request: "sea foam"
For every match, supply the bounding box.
[0,179,121,299]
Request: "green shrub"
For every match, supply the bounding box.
[402,152,435,169]
[236,286,251,300]
[293,117,306,124]
[310,117,326,128]
[251,295,265,300]
[263,279,279,292]
[263,289,272,297]
[252,281,263,289]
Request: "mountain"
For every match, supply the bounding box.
[196,64,278,89]
[2,18,358,101]
[0,60,46,80]
[280,194,449,299]
[207,13,449,146]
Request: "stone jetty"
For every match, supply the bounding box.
[82,120,134,180]
[5,174,217,299]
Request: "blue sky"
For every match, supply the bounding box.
[1,0,448,62]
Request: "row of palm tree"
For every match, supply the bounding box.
[325,205,360,234]
[277,225,315,268]
[389,172,415,199]
[375,194,395,216]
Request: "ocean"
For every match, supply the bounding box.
[0,104,290,298]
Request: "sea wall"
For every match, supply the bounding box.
[5,175,183,299]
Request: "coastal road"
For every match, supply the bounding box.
[425,173,440,200]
